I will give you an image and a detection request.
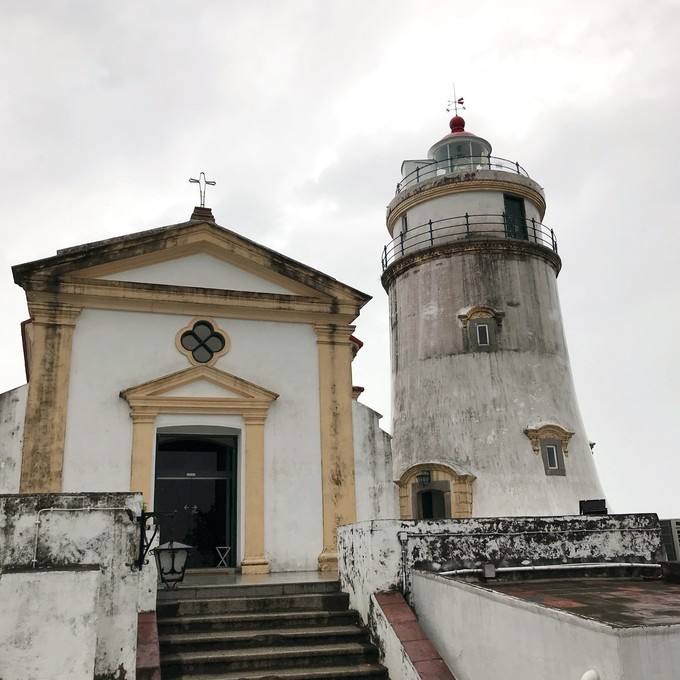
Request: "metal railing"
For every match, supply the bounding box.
[381,212,557,271]
[397,156,530,194]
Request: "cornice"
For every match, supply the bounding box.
[27,299,82,326]
[24,280,361,325]
[525,424,575,456]
[313,323,356,346]
[381,239,562,291]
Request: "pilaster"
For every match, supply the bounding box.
[20,301,81,492]
[314,323,357,572]
[241,413,270,574]
[129,413,157,504]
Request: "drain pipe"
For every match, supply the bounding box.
[32,506,134,568]
[438,562,661,577]
[397,531,409,595]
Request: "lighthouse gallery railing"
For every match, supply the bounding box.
[381,213,557,271]
[396,156,530,194]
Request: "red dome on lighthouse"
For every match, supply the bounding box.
[449,115,466,134]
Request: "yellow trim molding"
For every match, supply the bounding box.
[24,283,361,326]
[524,424,575,456]
[314,323,357,572]
[120,364,279,575]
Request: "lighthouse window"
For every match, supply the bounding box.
[546,445,559,469]
[540,439,566,476]
[468,317,497,352]
[476,324,490,346]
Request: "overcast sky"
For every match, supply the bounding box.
[1,0,678,517]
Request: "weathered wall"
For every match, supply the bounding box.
[411,570,680,680]
[63,309,323,571]
[337,515,663,622]
[386,246,604,516]
[0,568,100,680]
[352,400,395,521]
[0,384,26,494]
[0,492,144,679]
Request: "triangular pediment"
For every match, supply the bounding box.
[97,252,300,296]
[120,365,279,407]
[160,378,243,399]
[13,219,370,306]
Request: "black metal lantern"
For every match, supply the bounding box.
[416,470,431,487]
[152,540,193,589]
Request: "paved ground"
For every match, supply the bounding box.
[487,578,680,627]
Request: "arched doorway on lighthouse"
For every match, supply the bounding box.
[154,428,238,568]
[398,463,475,519]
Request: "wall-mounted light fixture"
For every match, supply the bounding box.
[416,470,432,486]
[152,541,193,589]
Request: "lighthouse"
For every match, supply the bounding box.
[382,113,605,519]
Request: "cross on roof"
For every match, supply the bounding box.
[189,172,216,208]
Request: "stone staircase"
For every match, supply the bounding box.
[156,578,389,679]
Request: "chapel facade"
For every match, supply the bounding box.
[3,206,383,574]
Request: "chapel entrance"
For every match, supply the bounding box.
[154,433,237,568]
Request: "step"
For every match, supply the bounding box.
[160,642,379,675]
[166,663,388,679]
[159,625,367,652]
[158,592,350,617]
[158,580,340,602]
[158,609,360,634]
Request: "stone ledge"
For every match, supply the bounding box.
[374,591,455,679]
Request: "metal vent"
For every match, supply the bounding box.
[660,519,680,561]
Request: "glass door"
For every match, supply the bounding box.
[154,434,237,568]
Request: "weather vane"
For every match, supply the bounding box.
[446,83,465,115]
[189,172,216,208]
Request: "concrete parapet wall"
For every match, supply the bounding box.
[0,492,144,679]
[338,514,663,621]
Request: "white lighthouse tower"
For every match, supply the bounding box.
[382,112,605,519]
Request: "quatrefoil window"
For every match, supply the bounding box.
[176,319,230,365]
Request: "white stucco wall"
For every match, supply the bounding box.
[0,384,26,494]
[395,188,543,241]
[352,400,395,521]
[63,308,323,571]
[101,252,297,294]
[411,571,680,680]
[0,569,100,680]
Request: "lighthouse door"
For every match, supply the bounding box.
[503,195,528,240]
